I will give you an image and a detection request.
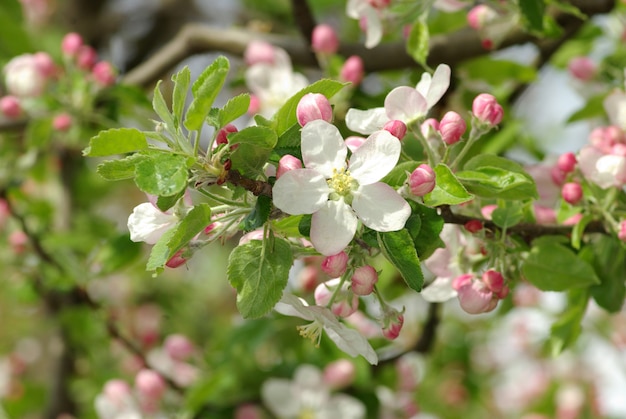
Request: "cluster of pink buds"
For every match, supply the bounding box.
[61,32,117,86]
[568,56,597,82]
[452,270,509,314]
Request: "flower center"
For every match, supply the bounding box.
[297,321,323,347]
[327,168,358,199]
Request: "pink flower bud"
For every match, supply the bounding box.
[276,154,303,179]
[296,93,332,126]
[618,220,626,242]
[383,120,407,140]
[76,45,97,70]
[481,204,497,220]
[134,369,166,401]
[312,24,339,54]
[103,379,133,404]
[92,61,117,86]
[561,182,583,205]
[340,55,364,86]
[9,230,28,253]
[321,251,348,277]
[421,118,440,138]
[351,265,378,296]
[464,220,483,233]
[0,96,22,119]
[33,52,56,78]
[164,334,194,361]
[165,249,187,268]
[438,111,466,145]
[52,113,72,131]
[409,164,436,196]
[244,40,275,66]
[472,93,503,126]
[235,404,264,419]
[247,94,261,115]
[382,309,404,340]
[568,57,596,81]
[314,279,358,317]
[551,166,567,186]
[482,270,504,294]
[453,274,494,314]
[238,229,265,245]
[345,136,366,152]
[216,124,238,145]
[62,32,83,57]
[323,359,356,389]
[467,5,497,30]
[557,152,577,173]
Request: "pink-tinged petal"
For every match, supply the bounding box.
[311,200,358,256]
[346,0,366,18]
[274,293,315,321]
[273,169,331,214]
[363,8,383,49]
[349,130,401,185]
[415,72,432,98]
[302,120,347,177]
[345,107,388,135]
[424,64,451,109]
[385,86,427,122]
[352,183,410,231]
[127,203,177,244]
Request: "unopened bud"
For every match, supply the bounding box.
[235,404,264,419]
[321,251,348,277]
[561,182,583,205]
[134,369,166,401]
[216,124,238,145]
[464,219,483,233]
[453,274,494,314]
[0,96,22,119]
[92,61,117,86]
[409,164,436,196]
[164,334,194,361]
[382,309,404,340]
[61,32,83,57]
[340,55,364,86]
[276,154,302,179]
[165,249,187,268]
[482,270,504,294]
[568,56,596,81]
[467,4,498,30]
[557,152,577,173]
[383,119,407,140]
[351,265,378,296]
[323,359,356,389]
[33,52,56,78]
[438,111,466,145]
[311,24,339,54]
[472,93,503,126]
[76,45,97,70]
[551,166,567,186]
[52,113,72,131]
[244,40,275,66]
[296,93,333,127]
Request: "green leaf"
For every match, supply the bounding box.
[382,161,420,187]
[460,154,538,200]
[423,164,473,206]
[219,93,251,127]
[84,128,148,157]
[521,240,600,291]
[580,236,626,313]
[152,80,176,131]
[406,20,429,66]
[172,66,191,128]
[156,190,185,212]
[464,58,536,86]
[273,79,346,135]
[273,123,303,160]
[566,94,606,123]
[519,0,545,32]
[411,202,444,260]
[146,204,212,271]
[272,215,304,237]
[242,195,271,231]
[549,288,588,356]
[227,238,293,318]
[229,126,278,177]
[135,152,189,196]
[184,56,230,131]
[378,230,424,292]
[491,204,524,229]
[570,214,593,250]
[96,154,146,180]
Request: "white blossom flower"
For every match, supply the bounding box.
[273,120,410,256]
[346,64,451,134]
[346,0,384,49]
[261,364,366,419]
[275,293,378,365]
[127,202,178,244]
[245,46,309,118]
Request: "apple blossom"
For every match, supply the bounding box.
[273,120,410,256]
[296,93,333,127]
[578,143,626,189]
[345,64,451,134]
[340,55,365,86]
[557,152,577,173]
[346,0,384,49]
[312,24,340,54]
[0,96,22,119]
[77,45,98,70]
[472,93,504,126]
[274,293,378,364]
[351,265,378,296]
[467,4,498,30]
[52,113,72,131]
[62,32,83,57]
[438,111,466,145]
[481,204,497,220]
[3,54,51,97]
[452,274,495,314]
[409,164,436,196]
[561,182,583,205]
[321,251,349,278]
[482,270,505,295]
[127,202,179,244]
[276,154,303,179]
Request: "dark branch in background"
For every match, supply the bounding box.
[291,0,316,48]
[122,0,615,88]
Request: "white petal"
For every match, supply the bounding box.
[302,120,347,177]
[311,200,358,256]
[274,293,315,321]
[604,90,626,131]
[346,0,366,18]
[420,277,458,302]
[384,86,427,122]
[425,64,451,109]
[433,0,468,12]
[345,107,388,135]
[415,72,432,98]
[348,130,401,185]
[245,64,273,96]
[261,378,301,417]
[127,203,177,244]
[352,183,410,231]
[363,8,383,49]
[272,169,330,214]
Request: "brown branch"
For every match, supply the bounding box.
[225,169,273,197]
[414,303,440,354]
